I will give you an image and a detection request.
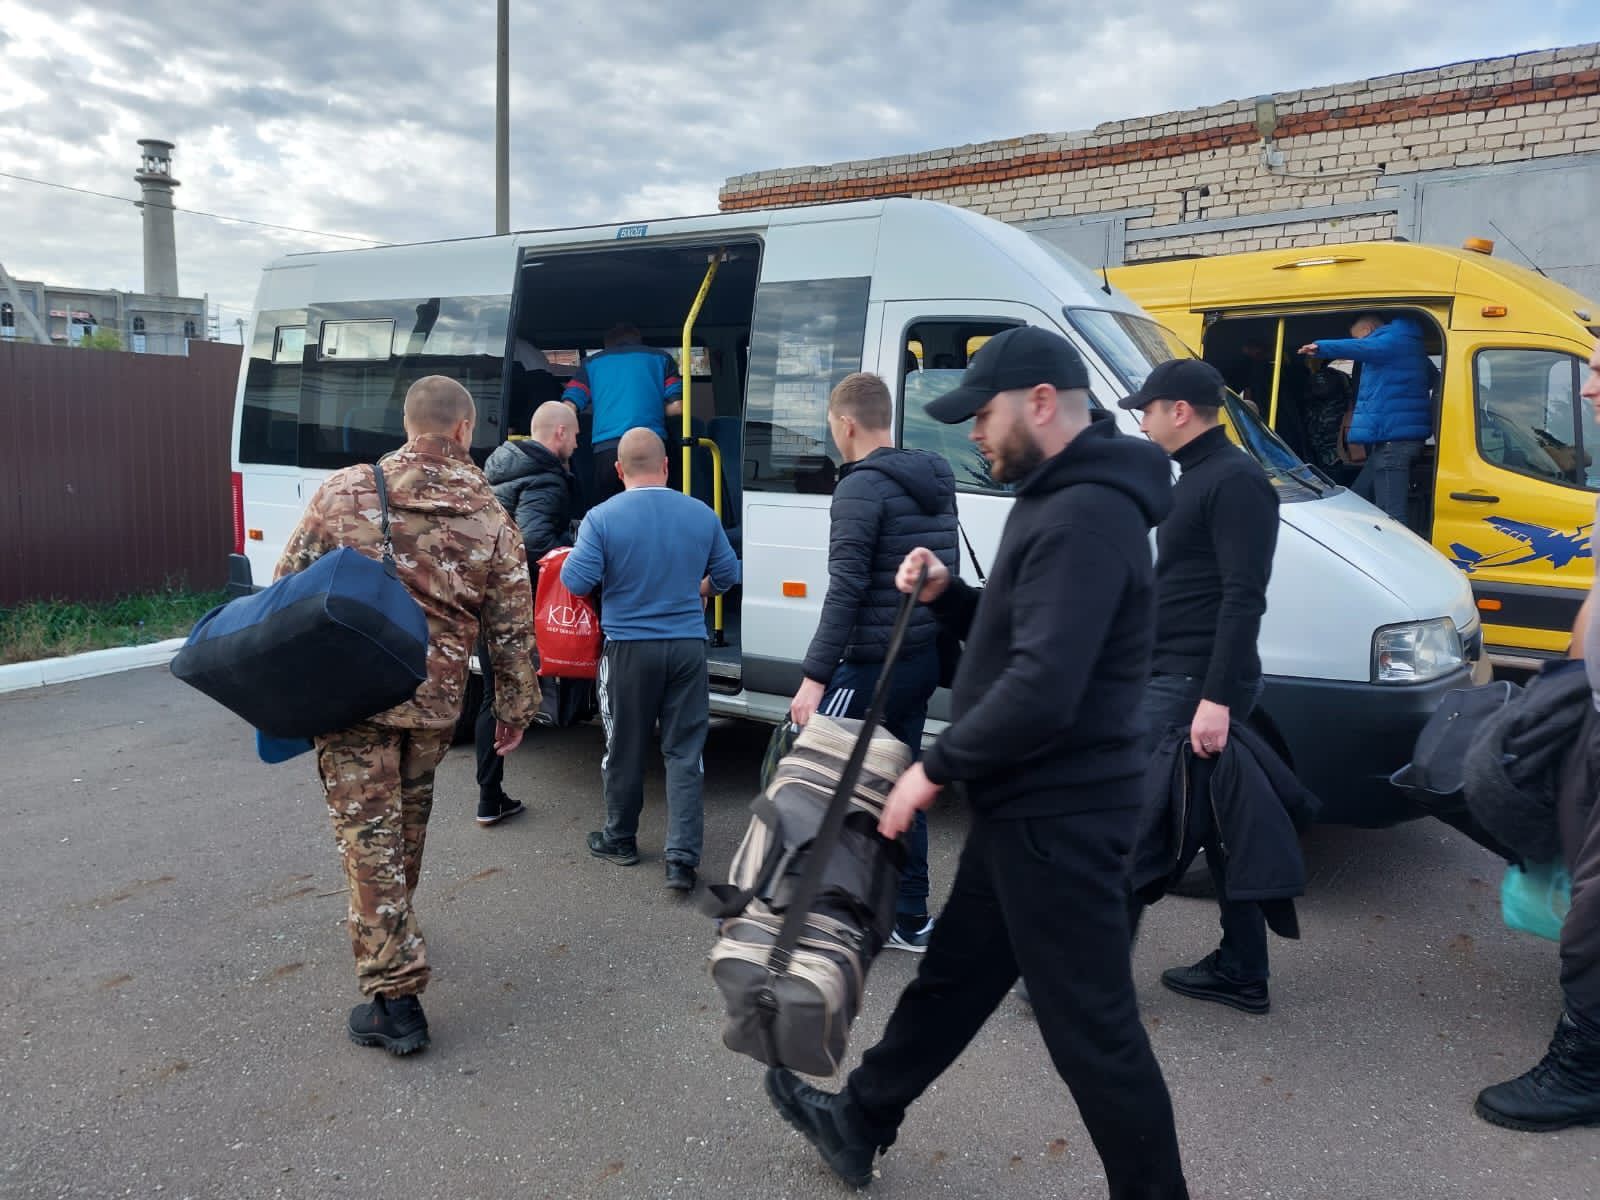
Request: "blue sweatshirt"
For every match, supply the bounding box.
[561,343,682,446]
[562,487,740,641]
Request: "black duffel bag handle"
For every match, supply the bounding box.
[759,563,927,995]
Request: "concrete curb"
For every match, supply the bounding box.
[0,637,188,696]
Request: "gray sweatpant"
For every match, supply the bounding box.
[1560,701,1600,1030]
[597,637,709,867]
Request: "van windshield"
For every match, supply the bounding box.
[1066,307,1331,500]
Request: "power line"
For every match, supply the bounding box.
[0,170,387,245]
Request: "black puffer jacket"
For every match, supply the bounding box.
[801,447,958,684]
[483,440,581,562]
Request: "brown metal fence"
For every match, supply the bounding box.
[0,339,243,607]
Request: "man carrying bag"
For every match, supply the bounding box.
[276,376,540,1055]
[762,328,1189,1198]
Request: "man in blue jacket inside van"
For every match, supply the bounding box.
[1300,314,1434,527]
[562,323,682,506]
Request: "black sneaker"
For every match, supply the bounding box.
[1160,951,1270,1015]
[476,792,525,826]
[764,1068,885,1188]
[665,862,697,892]
[587,830,640,866]
[347,993,430,1055]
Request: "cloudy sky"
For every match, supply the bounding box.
[2,1,1594,330]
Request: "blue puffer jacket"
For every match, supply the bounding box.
[801,448,958,684]
[1313,317,1434,445]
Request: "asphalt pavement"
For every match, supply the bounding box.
[2,666,1597,1199]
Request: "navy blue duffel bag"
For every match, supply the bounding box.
[171,465,429,739]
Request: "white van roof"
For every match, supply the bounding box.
[265,198,1144,318]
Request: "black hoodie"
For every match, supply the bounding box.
[922,412,1174,816]
[801,446,959,684]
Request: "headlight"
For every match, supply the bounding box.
[1372,618,1464,683]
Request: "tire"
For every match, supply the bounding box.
[454,669,484,746]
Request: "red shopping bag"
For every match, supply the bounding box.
[534,547,602,679]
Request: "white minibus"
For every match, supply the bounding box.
[229,198,1482,826]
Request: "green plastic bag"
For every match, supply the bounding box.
[1501,862,1573,942]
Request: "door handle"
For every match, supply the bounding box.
[1449,492,1500,504]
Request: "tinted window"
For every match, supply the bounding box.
[1474,349,1591,489]
[238,308,305,466]
[299,295,511,470]
[1068,307,1326,501]
[898,319,1018,493]
[744,278,870,494]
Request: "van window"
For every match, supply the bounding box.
[272,326,306,364]
[238,309,306,466]
[1067,307,1328,501]
[298,295,510,470]
[1474,349,1593,490]
[899,319,1017,493]
[744,278,870,495]
[318,320,394,362]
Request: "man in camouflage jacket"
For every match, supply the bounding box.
[276,375,539,1055]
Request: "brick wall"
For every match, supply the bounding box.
[720,43,1600,262]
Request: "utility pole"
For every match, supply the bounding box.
[495,0,509,235]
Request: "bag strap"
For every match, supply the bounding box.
[371,462,398,577]
[762,563,928,984]
[957,521,987,585]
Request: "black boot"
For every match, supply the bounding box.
[347,993,430,1056]
[764,1068,891,1188]
[1475,1014,1600,1132]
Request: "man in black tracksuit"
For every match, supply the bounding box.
[765,327,1189,1199]
[790,371,958,952]
[1120,360,1281,1014]
[476,400,582,825]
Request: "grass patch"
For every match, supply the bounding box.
[0,588,227,666]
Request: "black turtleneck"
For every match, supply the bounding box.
[1152,423,1280,711]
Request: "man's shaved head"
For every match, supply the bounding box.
[618,427,668,481]
[531,400,577,440]
[403,375,476,434]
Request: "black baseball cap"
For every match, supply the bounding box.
[1117,359,1226,411]
[925,326,1092,424]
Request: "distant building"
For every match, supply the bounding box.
[0,138,210,355]
[0,280,207,355]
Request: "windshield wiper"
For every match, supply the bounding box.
[1263,463,1329,496]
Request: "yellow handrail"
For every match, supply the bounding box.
[1268,316,1286,428]
[681,250,726,639]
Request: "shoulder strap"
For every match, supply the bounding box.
[957,520,987,585]
[371,463,398,577]
[763,563,927,980]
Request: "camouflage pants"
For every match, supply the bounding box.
[315,722,453,998]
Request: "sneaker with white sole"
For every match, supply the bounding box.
[886,917,934,954]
